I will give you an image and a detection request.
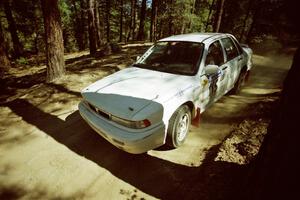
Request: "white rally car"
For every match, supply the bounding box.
[78,33,253,154]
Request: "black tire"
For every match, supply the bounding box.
[231,70,246,94]
[166,105,191,148]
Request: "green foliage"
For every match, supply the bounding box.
[59,0,77,52]
[0,0,298,60]
[16,56,28,65]
[59,0,72,23]
[0,0,44,54]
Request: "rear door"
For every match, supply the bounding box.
[220,37,242,91]
[231,36,248,69]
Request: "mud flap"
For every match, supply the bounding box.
[191,108,201,127]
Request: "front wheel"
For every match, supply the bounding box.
[166,105,191,148]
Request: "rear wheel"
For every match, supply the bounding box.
[166,105,191,148]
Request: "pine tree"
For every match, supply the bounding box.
[41,0,65,82]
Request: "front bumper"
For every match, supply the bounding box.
[78,101,166,154]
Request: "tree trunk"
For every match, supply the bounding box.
[119,0,123,42]
[33,4,40,54]
[71,0,85,50]
[245,5,259,44]
[41,0,65,82]
[80,0,87,49]
[87,0,97,55]
[62,26,70,53]
[181,22,186,34]
[105,0,110,42]
[133,0,137,40]
[150,0,158,42]
[0,23,10,77]
[94,0,102,47]
[205,0,216,31]
[127,0,133,41]
[168,0,173,35]
[4,0,23,58]
[187,0,196,30]
[214,0,225,32]
[158,20,163,39]
[239,0,253,42]
[137,0,146,41]
[127,0,137,41]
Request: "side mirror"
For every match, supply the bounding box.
[136,56,140,62]
[205,64,219,75]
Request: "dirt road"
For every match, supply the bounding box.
[0,48,293,199]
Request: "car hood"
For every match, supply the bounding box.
[81,67,193,119]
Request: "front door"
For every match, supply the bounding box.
[204,40,226,104]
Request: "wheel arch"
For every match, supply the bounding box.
[241,65,248,73]
[163,98,197,129]
[166,101,193,148]
[182,101,196,119]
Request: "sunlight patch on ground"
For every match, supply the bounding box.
[242,87,281,95]
[253,53,292,69]
[148,146,207,167]
[122,42,153,48]
[253,54,273,67]
[64,51,89,60]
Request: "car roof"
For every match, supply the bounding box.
[159,32,228,43]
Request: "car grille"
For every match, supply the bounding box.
[88,103,111,120]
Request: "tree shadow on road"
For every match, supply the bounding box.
[3,98,249,200]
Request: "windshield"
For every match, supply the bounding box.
[134,41,204,75]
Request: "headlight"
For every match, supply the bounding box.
[111,115,151,129]
[84,100,151,129]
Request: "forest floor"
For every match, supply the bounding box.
[0,43,295,200]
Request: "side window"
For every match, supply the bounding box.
[230,36,244,55]
[205,41,224,66]
[221,37,239,61]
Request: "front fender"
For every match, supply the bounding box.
[162,93,195,128]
